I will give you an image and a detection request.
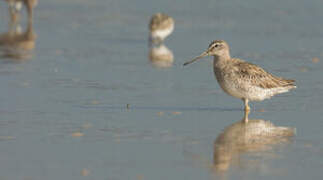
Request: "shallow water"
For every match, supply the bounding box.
[1,0,323,179]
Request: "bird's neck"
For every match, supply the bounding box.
[213,53,231,68]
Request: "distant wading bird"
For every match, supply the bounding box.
[149,13,174,44]
[183,40,296,123]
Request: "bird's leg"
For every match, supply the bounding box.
[148,36,163,47]
[242,98,250,123]
[24,0,33,24]
[154,37,163,45]
[8,2,20,25]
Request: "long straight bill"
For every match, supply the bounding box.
[183,51,208,66]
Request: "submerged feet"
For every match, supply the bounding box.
[243,107,250,123]
[243,98,250,123]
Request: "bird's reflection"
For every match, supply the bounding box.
[212,119,295,176]
[148,44,174,68]
[0,1,37,61]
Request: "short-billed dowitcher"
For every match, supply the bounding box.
[149,13,174,44]
[183,40,296,122]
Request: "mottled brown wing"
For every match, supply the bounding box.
[232,60,295,89]
[149,14,173,31]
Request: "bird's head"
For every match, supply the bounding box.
[183,40,230,66]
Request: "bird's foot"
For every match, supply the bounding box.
[243,107,250,123]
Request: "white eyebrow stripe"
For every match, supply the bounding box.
[210,43,219,49]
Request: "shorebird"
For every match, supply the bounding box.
[183,40,296,122]
[149,13,174,44]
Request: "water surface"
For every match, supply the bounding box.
[0,0,323,179]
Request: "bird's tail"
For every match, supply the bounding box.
[279,78,296,89]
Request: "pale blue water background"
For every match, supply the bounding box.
[0,0,323,179]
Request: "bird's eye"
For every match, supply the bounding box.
[214,44,219,48]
